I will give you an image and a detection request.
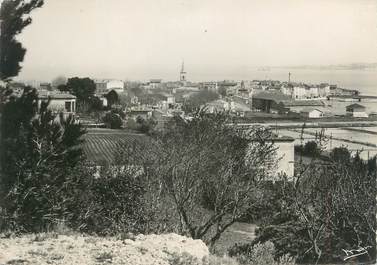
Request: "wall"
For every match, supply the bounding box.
[274,140,295,179]
[39,98,76,113]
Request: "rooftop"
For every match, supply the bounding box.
[38,91,76,99]
[346,103,366,109]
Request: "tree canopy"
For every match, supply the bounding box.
[115,111,278,247]
[66,77,96,102]
[0,0,44,81]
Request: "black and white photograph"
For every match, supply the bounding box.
[0,0,376,264]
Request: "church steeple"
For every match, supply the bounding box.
[180,60,187,82]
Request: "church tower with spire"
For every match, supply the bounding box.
[179,61,187,84]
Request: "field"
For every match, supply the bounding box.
[82,128,147,164]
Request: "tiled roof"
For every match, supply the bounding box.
[38,91,76,99]
[346,103,366,109]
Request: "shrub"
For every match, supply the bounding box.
[70,165,148,235]
[303,141,320,156]
[230,241,295,265]
[102,111,123,129]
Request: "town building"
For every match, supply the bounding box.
[95,79,124,94]
[143,79,163,90]
[346,103,368,118]
[127,109,153,121]
[38,91,76,114]
[199,82,218,92]
[300,108,324,119]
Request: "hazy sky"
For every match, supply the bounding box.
[14,0,377,81]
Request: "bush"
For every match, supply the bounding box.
[136,116,156,134]
[102,111,123,129]
[295,141,320,157]
[229,241,295,265]
[68,165,148,235]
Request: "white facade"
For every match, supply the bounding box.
[300,109,324,118]
[309,87,319,98]
[347,111,368,118]
[95,79,124,94]
[293,86,306,99]
[38,93,76,114]
[274,140,295,179]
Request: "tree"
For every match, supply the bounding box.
[116,111,277,247]
[135,116,156,135]
[303,141,320,157]
[0,0,44,81]
[0,88,87,231]
[330,146,350,164]
[246,149,376,264]
[102,111,123,129]
[66,77,96,103]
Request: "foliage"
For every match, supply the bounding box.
[295,140,321,157]
[182,90,219,114]
[69,165,148,235]
[0,88,86,232]
[329,146,351,163]
[232,241,295,265]
[135,116,157,134]
[66,77,96,103]
[102,111,123,129]
[89,96,104,111]
[115,111,278,247]
[0,0,44,80]
[241,151,377,264]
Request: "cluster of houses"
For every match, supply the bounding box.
[8,70,375,180]
[11,73,372,124]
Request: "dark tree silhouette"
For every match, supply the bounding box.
[0,88,86,231]
[66,77,96,102]
[0,0,44,81]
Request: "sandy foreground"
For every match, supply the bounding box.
[0,233,209,265]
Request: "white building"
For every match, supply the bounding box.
[38,91,76,114]
[95,79,124,94]
[300,108,324,118]
[292,86,307,99]
[346,104,368,118]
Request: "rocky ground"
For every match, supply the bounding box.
[0,233,209,265]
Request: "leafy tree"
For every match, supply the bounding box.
[330,146,351,163]
[135,116,156,134]
[302,141,320,157]
[89,96,103,111]
[0,0,44,81]
[57,84,69,92]
[102,111,123,129]
[242,149,377,264]
[0,88,86,231]
[116,111,277,247]
[72,165,148,235]
[66,77,96,103]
